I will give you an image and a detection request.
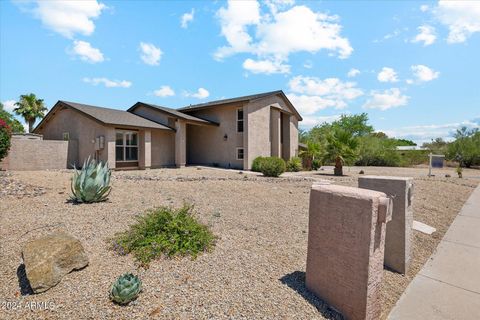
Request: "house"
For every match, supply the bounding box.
[33,90,302,170]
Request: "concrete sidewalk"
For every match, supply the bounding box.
[388,184,480,320]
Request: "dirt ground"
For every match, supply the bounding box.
[0,166,478,319]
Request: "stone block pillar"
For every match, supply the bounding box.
[358,176,414,274]
[175,120,186,168]
[306,184,392,320]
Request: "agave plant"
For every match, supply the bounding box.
[71,157,111,203]
[110,273,142,305]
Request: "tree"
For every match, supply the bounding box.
[299,141,323,170]
[332,113,374,137]
[323,128,358,176]
[0,118,12,161]
[13,93,47,133]
[0,102,24,133]
[447,127,480,167]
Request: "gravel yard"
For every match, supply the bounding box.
[0,166,478,319]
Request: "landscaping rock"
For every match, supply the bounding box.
[22,232,88,293]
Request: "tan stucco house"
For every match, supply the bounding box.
[33,90,302,170]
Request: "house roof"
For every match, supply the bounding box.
[128,102,218,126]
[34,101,173,133]
[178,90,303,121]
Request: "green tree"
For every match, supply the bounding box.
[299,141,323,170]
[332,113,374,137]
[0,103,24,133]
[13,93,47,133]
[323,128,358,176]
[447,127,480,167]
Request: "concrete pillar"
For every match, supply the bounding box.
[358,176,414,274]
[270,109,281,157]
[105,128,116,169]
[306,184,392,320]
[139,130,151,169]
[175,120,186,168]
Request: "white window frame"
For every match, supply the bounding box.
[236,147,244,160]
[236,108,244,133]
[115,130,139,163]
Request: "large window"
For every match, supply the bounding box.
[237,108,244,133]
[115,130,138,162]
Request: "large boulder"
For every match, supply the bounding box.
[22,232,89,293]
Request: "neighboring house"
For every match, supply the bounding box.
[33,90,302,170]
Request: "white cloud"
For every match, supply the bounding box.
[300,114,342,127]
[411,64,439,82]
[381,119,480,144]
[412,25,436,46]
[186,88,210,99]
[153,86,175,97]
[215,1,352,74]
[2,100,16,112]
[347,68,360,78]
[83,77,132,88]
[435,1,480,43]
[363,88,409,111]
[243,58,290,74]
[70,40,104,63]
[181,9,194,28]
[420,5,429,12]
[303,60,313,69]
[287,75,363,115]
[377,67,398,83]
[30,0,106,38]
[139,42,162,66]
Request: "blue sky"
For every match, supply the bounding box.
[1,0,479,144]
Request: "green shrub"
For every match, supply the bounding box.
[312,159,321,171]
[0,118,11,161]
[286,156,302,172]
[251,156,266,172]
[261,157,286,177]
[111,205,215,265]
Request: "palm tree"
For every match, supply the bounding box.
[323,128,358,176]
[13,93,48,133]
[299,141,322,170]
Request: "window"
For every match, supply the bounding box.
[115,130,138,162]
[237,108,244,133]
[236,148,244,160]
[62,132,70,141]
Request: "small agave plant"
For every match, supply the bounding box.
[110,273,142,305]
[71,157,111,203]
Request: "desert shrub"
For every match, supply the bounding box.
[355,136,401,167]
[111,205,215,265]
[397,150,430,166]
[251,156,266,172]
[286,156,302,172]
[261,157,286,177]
[446,128,480,168]
[312,159,321,171]
[0,118,12,161]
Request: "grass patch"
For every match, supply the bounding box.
[111,205,215,265]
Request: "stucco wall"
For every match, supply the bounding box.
[185,104,244,169]
[245,100,271,169]
[38,107,109,167]
[131,105,173,128]
[0,139,70,170]
[151,129,175,167]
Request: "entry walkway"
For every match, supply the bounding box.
[388,184,480,319]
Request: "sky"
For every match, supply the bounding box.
[0,0,479,144]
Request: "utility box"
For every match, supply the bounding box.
[306,184,392,320]
[359,176,413,274]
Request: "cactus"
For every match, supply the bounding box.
[110,273,142,305]
[71,157,111,203]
